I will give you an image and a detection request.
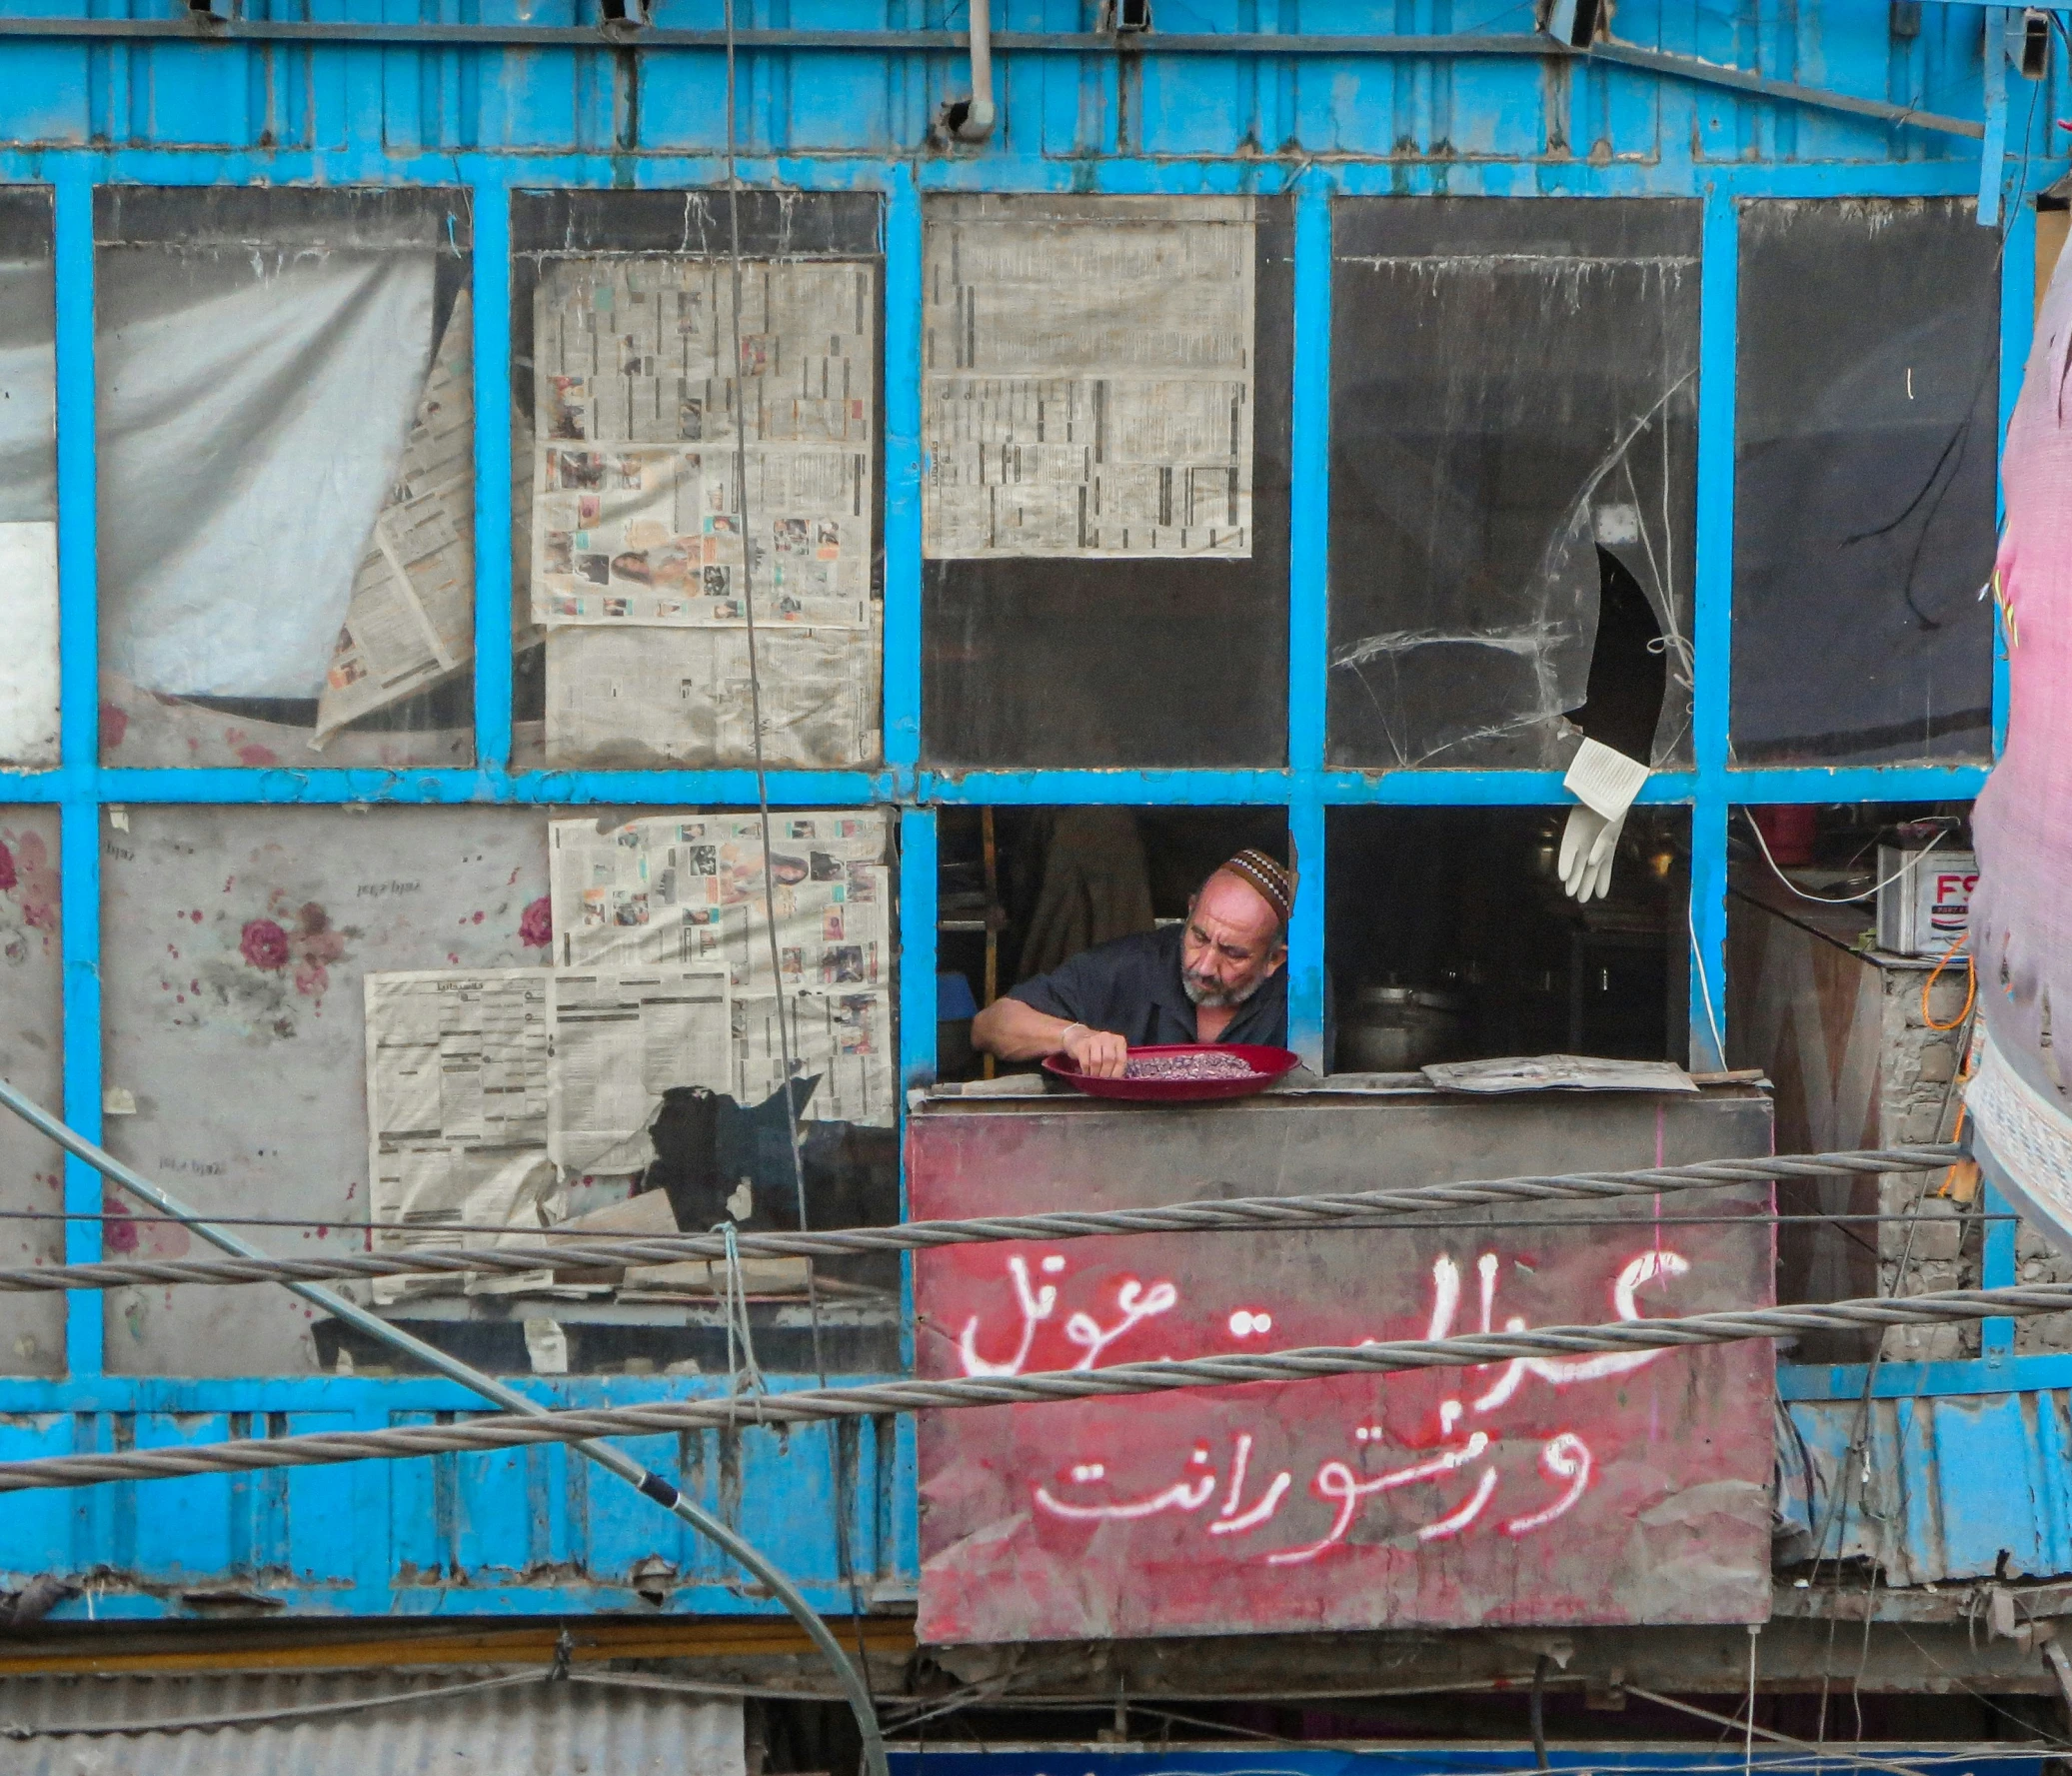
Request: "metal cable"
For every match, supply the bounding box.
[7,1273,2072,1493]
[0,1144,1958,1294]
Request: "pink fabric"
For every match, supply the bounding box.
[1969,231,2072,1103]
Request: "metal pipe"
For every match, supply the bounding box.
[948,0,997,142]
[0,1073,890,1776]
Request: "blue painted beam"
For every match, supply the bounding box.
[51,162,101,1381]
[470,171,514,773]
[1687,185,1738,1069]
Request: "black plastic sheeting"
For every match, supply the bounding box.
[1731,198,1998,767]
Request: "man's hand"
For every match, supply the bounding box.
[971,995,1130,1072]
[1060,1024,1129,1078]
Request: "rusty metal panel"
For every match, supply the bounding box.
[1782,1387,2072,1586]
[910,1084,1774,1644]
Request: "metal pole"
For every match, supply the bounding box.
[0,1073,890,1776]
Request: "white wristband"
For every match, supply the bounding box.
[1058,1022,1086,1049]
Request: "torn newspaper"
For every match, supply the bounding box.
[548,810,895,1129]
[315,290,477,745]
[923,195,1256,561]
[543,616,882,768]
[362,966,559,1301]
[548,962,733,1174]
[530,258,876,630]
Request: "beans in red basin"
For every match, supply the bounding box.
[1121,1052,1259,1081]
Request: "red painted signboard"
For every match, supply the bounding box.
[910,1090,1776,1645]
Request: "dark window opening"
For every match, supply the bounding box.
[921,197,1292,770]
[1726,799,1978,1363]
[1326,806,1691,1073]
[936,806,1290,1080]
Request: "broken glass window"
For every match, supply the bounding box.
[1731,199,1998,767]
[1327,199,1700,772]
[95,187,475,769]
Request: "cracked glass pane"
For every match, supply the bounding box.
[1731,199,1997,767]
[1328,199,1699,773]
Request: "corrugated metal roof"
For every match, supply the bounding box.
[0,1670,743,1776]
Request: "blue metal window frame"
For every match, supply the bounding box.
[0,127,2049,1549]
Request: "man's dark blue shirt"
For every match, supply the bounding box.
[1005,922,1287,1048]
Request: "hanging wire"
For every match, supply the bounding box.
[718,0,875,1665]
[1920,931,1977,1032]
[1740,811,1947,908]
[717,1219,769,1408]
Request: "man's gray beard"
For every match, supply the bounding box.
[1182,967,1263,1010]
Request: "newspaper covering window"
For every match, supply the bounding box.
[548,810,894,1128]
[314,290,477,746]
[362,967,557,1302]
[530,256,880,768]
[922,195,1256,561]
[544,623,878,768]
[547,963,733,1173]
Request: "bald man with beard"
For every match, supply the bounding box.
[972,850,1293,1079]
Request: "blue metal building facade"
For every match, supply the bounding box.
[0,1,2064,1620]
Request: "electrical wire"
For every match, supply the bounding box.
[1740,813,1946,908]
[717,0,875,1680]
[2,1211,2032,1298]
[1920,932,1976,1032]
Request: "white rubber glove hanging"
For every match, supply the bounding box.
[1558,738,1649,902]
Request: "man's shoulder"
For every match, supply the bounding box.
[1062,923,1179,977]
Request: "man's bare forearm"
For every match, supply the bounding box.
[972,997,1130,1078]
[971,995,1075,1060]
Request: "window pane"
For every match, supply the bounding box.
[935,806,1290,1080]
[1326,805,1691,1068]
[95,188,475,768]
[0,191,56,769]
[1731,200,1998,766]
[1328,199,1700,772]
[511,191,884,771]
[100,805,897,1377]
[922,195,1290,769]
[0,807,61,1375]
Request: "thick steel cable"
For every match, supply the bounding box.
[0,1144,1959,1294]
[6,1275,2071,1492]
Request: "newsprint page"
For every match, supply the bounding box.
[531,256,882,766]
[315,290,477,745]
[362,966,558,1300]
[549,810,895,1129]
[922,195,1256,560]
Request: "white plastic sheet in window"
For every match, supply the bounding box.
[96,248,435,700]
[0,253,58,766]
